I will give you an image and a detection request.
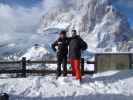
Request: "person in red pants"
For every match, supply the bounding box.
[70,59,81,80]
[69,30,88,81]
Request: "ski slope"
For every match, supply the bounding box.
[0,70,133,100]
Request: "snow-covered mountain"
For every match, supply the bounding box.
[38,0,133,52]
[0,32,59,60]
[0,0,133,60]
[20,45,50,60]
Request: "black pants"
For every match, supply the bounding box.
[57,55,67,77]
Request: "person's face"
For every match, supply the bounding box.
[72,31,76,37]
[60,34,65,39]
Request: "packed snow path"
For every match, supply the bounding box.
[0,70,133,100]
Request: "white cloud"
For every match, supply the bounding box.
[0,0,132,42]
[42,0,64,10]
[0,0,66,54]
[0,3,44,44]
[0,0,71,44]
[41,0,74,11]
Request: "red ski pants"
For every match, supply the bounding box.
[70,59,81,80]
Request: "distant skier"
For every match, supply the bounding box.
[69,30,88,82]
[52,30,69,79]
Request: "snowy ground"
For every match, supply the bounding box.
[0,70,133,100]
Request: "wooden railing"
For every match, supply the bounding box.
[0,53,132,78]
[0,57,95,77]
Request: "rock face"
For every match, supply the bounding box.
[38,0,133,52]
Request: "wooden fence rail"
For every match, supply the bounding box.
[0,57,95,77]
[0,53,132,78]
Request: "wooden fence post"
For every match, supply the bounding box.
[129,54,132,70]
[94,54,98,73]
[0,93,9,100]
[21,57,26,77]
[81,58,84,75]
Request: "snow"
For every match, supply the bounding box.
[20,46,49,60]
[0,0,133,99]
[39,0,133,52]
[0,70,133,100]
[0,0,133,60]
[42,22,70,31]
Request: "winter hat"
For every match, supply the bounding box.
[72,30,77,36]
[60,30,66,35]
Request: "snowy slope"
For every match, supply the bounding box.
[0,32,59,60]
[20,45,49,60]
[38,0,133,52]
[0,70,133,100]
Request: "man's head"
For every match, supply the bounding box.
[34,44,39,49]
[59,30,66,39]
[71,30,77,37]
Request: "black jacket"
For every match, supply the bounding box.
[69,35,88,59]
[52,37,69,57]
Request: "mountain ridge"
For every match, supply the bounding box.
[38,0,133,52]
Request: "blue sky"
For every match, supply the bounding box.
[0,0,133,27]
[0,0,42,7]
[113,0,133,27]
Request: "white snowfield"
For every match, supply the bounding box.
[0,70,133,100]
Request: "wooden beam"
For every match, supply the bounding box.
[0,61,20,64]
[0,59,95,76]
[21,57,26,77]
[129,54,132,69]
[0,70,22,73]
[0,69,94,75]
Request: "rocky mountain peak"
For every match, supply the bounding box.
[38,0,133,52]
